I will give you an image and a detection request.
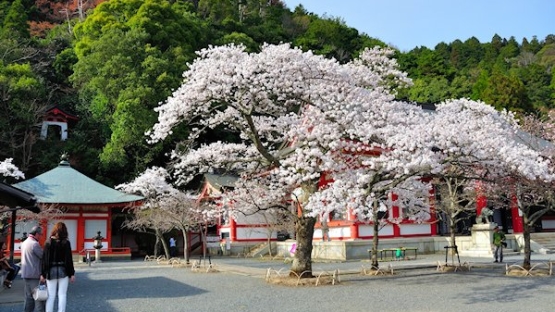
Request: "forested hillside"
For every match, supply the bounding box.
[0,0,553,187]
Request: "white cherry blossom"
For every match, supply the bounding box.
[0,158,24,180]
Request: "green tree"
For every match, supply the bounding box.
[482,67,530,113]
[449,72,474,99]
[498,36,520,61]
[294,15,368,62]
[71,0,208,181]
[471,69,490,100]
[217,31,258,52]
[0,61,46,171]
[407,77,450,103]
[1,0,29,38]
[517,63,553,109]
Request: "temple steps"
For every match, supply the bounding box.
[530,232,555,254]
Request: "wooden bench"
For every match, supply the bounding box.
[368,247,418,261]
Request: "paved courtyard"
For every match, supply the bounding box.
[1,254,554,312]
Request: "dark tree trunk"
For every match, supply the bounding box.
[154,236,161,257]
[448,216,458,263]
[370,218,380,269]
[155,228,170,259]
[522,214,531,270]
[181,227,190,264]
[290,216,316,278]
[370,200,382,269]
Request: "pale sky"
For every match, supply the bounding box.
[282,0,554,52]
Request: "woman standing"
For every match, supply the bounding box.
[41,222,75,312]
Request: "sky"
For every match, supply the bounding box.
[282,0,554,52]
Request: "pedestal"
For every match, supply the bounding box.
[458,223,496,257]
[94,249,102,263]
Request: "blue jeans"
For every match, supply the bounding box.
[494,245,503,262]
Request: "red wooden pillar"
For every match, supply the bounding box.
[230,218,237,242]
[428,186,438,236]
[476,181,487,216]
[107,208,113,249]
[349,208,358,240]
[77,207,86,252]
[391,193,401,237]
[510,194,524,233]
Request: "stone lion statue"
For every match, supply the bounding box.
[476,207,494,224]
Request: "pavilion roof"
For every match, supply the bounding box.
[13,160,143,205]
[0,182,38,212]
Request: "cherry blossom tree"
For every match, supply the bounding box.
[490,110,555,269]
[117,167,217,263]
[0,158,24,180]
[116,167,174,258]
[148,43,444,275]
[429,100,555,268]
[428,99,526,253]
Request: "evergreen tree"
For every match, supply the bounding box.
[2,0,29,38]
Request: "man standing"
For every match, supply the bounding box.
[492,225,506,263]
[21,226,45,312]
[169,236,176,258]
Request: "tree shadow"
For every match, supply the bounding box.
[65,273,207,311]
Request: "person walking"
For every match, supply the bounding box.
[41,222,75,312]
[169,236,177,258]
[20,225,45,312]
[492,225,506,263]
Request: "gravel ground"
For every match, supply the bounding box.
[1,257,554,312]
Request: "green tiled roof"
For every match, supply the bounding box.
[13,160,143,205]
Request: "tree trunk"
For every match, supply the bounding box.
[155,228,170,259]
[370,200,382,269]
[522,215,531,270]
[180,226,190,264]
[154,235,161,257]
[201,225,207,260]
[370,218,380,269]
[290,216,316,278]
[448,216,458,264]
[267,232,273,257]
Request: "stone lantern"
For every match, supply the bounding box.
[93,231,104,263]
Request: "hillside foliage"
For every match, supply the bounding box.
[0,0,553,186]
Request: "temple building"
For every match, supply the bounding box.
[12,157,143,260]
[40,106,79,141]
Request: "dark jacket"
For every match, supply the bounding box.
[41,237,75,279]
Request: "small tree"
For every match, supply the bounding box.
[118,167,215,263]
[117,167,177,258]
[433,175,477,260]
[163,194,216,264]
[123,207,172,258]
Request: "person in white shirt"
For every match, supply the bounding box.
[21,226,45,312]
